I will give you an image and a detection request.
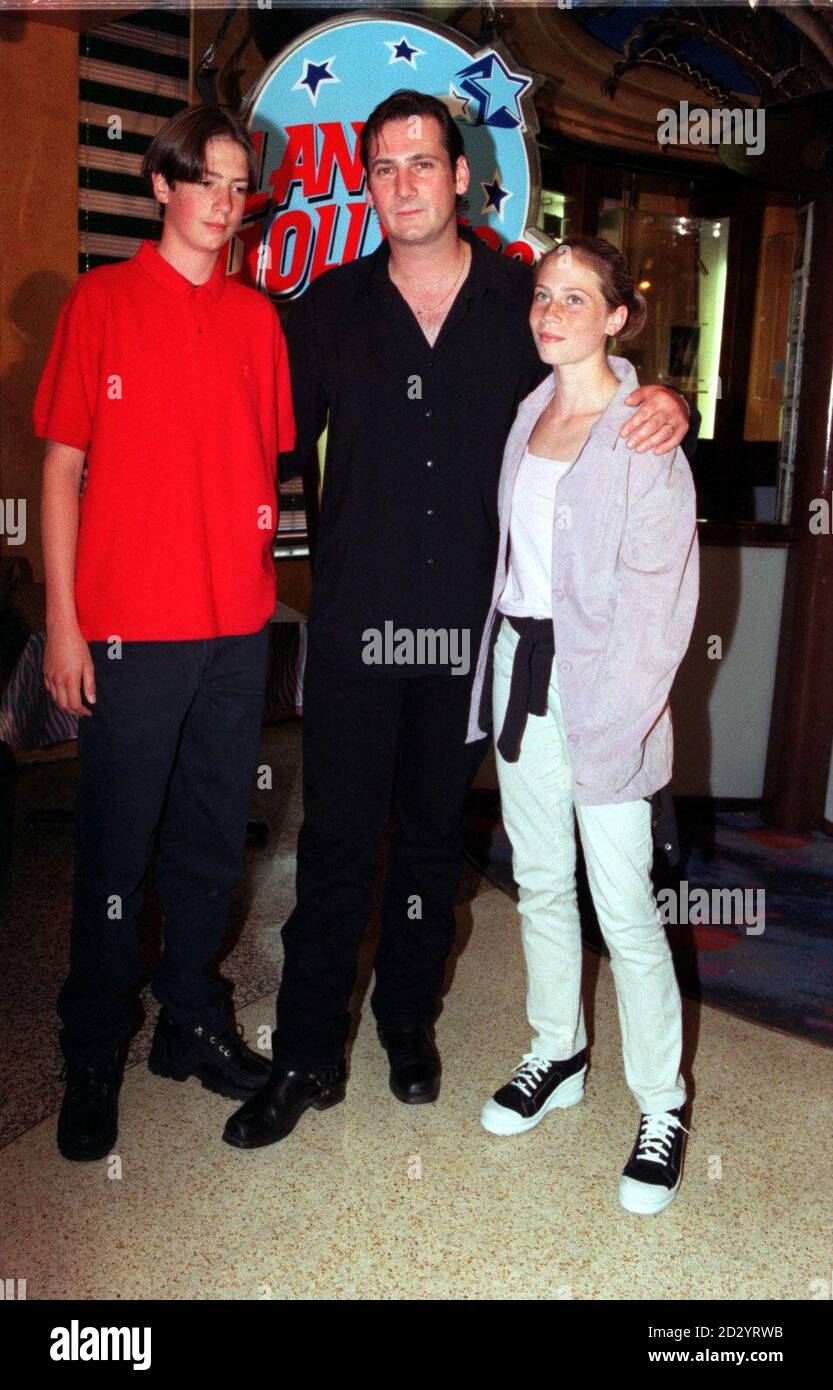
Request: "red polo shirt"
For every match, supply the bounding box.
[33,240,296,641]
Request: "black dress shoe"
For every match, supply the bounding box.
[222,1062,346,1149]
[57,1057,121,1162]
[147,1009,270,1101]
[378,1026,441,1104]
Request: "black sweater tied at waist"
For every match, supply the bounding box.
[478,612,680,864]
[479,613,555,764]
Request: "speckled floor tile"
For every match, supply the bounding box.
[1,882,830,1300]
[0,724,306,1148]
[0,721,488,1151]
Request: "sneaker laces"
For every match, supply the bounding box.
[510,1053,554,1097]
[635,1111,689,1165]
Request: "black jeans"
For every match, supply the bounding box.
[273,649,488,1071]
[58,626,270,1066]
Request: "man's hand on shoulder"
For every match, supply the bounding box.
[619,385,690,455]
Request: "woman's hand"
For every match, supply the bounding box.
[619,385,690,454]
[44,620,96,716]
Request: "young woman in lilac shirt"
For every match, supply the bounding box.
[467,237,699,1214]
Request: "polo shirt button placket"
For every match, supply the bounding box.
[184,291,205,403]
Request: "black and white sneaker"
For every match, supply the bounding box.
[619,1107,689,1214]
[481,1049,587,1135]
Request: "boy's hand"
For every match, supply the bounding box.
[620,385,690,454]
[44,621,96,716]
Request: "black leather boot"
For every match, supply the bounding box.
[57,1056,121,1162]
[378,1025,441,1104]
[222,1058,347,1150]
[147,1009,270,1100]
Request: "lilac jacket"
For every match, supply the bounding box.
[466,356,699,805]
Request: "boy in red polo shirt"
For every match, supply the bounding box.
[34,105,295,1161]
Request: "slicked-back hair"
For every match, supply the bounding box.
[359,88,465,176]
[142,104,258,193]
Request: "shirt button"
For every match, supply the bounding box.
[561,660,572,674]
[427,557,434,566]
[553,589,564,601]
[426,460,433,468]
[425,409,432,418]
[426,508,434,516]
[568,734,579,745]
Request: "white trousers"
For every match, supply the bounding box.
[493,617,686,1114]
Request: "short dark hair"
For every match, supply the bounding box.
[142,104,258,193]
[359,89,465,176]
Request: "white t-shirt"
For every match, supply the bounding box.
[498,447,572,619]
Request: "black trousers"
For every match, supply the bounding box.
[273,649,488,1071]
[58,627,270,1066]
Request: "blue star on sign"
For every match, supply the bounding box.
[385,36,424,67]
[292,56,339,107]
[481,171,513,221]
[454,52,531,129]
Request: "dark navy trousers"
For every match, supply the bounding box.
[58,626,269,1065]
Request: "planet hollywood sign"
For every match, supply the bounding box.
[230,9,548,302]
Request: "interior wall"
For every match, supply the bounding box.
[0,15,80,580]
[672,544,788,798]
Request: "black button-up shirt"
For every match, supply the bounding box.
[279,226,698,676]
[279,225,546,675]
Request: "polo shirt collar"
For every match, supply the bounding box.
[135,240,228,301]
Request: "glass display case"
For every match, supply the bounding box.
[597,207,729,442]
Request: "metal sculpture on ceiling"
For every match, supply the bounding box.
[590,4,827,107]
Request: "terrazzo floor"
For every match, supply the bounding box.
[1,725,831,1300]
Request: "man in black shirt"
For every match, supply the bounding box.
[224,91,695,1150]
